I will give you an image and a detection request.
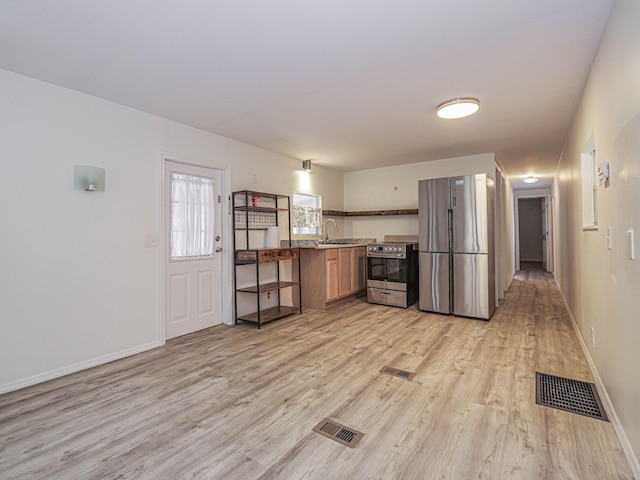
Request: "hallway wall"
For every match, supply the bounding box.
[554,0,640,471]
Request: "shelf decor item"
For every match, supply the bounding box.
[232,190,302,328]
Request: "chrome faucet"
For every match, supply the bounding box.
[323,218,338,242]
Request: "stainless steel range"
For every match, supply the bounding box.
[366,241,419,308]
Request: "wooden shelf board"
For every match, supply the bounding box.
[236,305,301,324]
[233,190,289,200]
[236,281,299,293]
[235,248,300,264]
[234,205,289,213]
[323,209,418,217]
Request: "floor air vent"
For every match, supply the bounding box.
[536,372,608,421]
[379,366,416,381]
[312,418,365,448]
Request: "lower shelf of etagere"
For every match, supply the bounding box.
[235,305,301,326]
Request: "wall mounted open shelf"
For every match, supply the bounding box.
[323,209,418,217]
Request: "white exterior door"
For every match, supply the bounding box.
[164,160,223,339]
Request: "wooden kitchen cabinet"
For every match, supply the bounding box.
[301,246,366,309]
[326,249,339,301]
[338,248,353,297]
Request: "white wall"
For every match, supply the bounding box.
[342,153,496,240]
[554,0,640,472]
[0,69,343,392]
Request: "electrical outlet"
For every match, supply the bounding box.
[591,327,595,348]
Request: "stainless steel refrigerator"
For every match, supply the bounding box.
[418,174,495,320]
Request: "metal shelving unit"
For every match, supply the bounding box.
[232,190,302,328]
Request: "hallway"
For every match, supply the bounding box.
[0,272,633,479]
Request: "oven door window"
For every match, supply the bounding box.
[367,257,407,283]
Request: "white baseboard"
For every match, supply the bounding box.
[0,341,163,396]
[556,279,640,479]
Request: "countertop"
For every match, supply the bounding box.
[310,243,367,249]
[290,238,376,250]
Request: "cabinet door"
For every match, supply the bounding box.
[338,248,354,297]
[352,247,366,292]
[326,250,339,301]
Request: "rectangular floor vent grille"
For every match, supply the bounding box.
[379,366,416,381]
[312,418,365,448]
[536,372,608,421]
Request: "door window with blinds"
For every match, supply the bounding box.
[170,172,215,259]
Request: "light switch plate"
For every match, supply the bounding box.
[627,228,635,260]
[144,233,158,248]
[606,227,612,250]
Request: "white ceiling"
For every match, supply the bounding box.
[0,1,612,189]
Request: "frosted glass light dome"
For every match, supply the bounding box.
[436,98,480,119]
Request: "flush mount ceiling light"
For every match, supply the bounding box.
[523,175,540,184]
[436,97,480,119]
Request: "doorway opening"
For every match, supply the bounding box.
[515,195,553,273]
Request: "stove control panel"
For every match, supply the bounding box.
[368,245,404,253]
[367,242,416,258]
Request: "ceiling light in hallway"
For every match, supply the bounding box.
[436,97,480,119]
[523,175,540,184]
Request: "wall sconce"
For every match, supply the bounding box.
[302,160,312,172]
[73,165,106,192]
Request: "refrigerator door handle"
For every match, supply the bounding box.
[448,209,453,253]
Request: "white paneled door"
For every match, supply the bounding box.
[164,160,223,339]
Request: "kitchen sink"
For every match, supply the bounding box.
[315,243,364,249]
[314,237,376,248]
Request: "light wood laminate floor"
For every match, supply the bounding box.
[0,271,633,479]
